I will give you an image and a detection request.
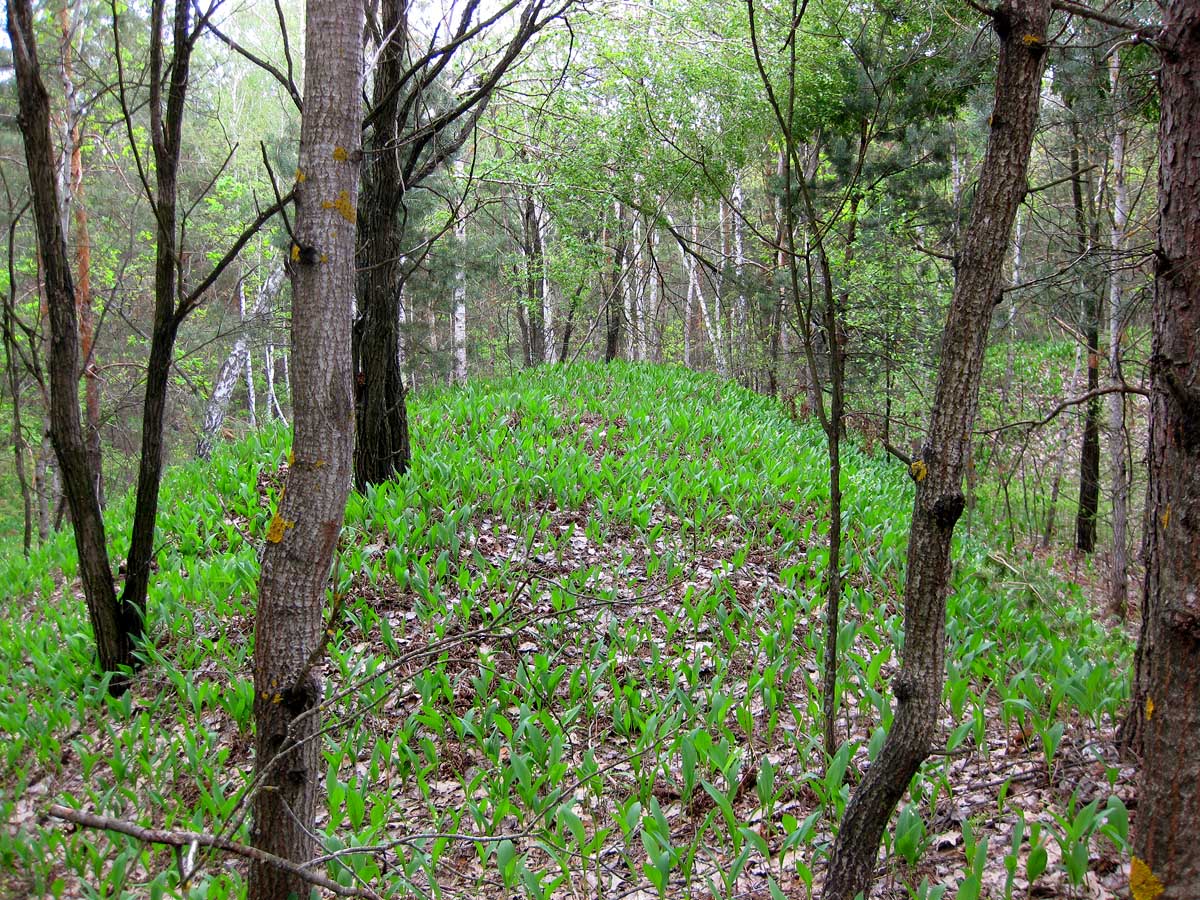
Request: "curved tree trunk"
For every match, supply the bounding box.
[821,2,1049,896]
[8,0,131,677]
[1124,5,1200,897]
[197,265,285,459]
[249,0,363,894]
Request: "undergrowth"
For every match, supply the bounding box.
[0,362,1131,899]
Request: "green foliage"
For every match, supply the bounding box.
[0,363,1130,896]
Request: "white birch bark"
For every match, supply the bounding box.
[667,204,728,376]
[536,196,555,363]
[240,280,257,427]
[1106,53,1131,613]
[453,167,468,383]
[196,264,284,458]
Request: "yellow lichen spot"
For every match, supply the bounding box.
[320,253,328,263]
[1130,857,1165,900]
[1146,696,1154,720]
[272,692,282,704]
[910,460,928,482]
[266,514,295,543]
[321,190,356,224]
[295,169,306,183]
[1161,504,1171,529]
[288,450,295,465]
[332,146,349,162]
[1022,34,1043,46]
[291,243,301,262]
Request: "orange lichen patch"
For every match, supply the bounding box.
[332,146,349,162]
[1145,696,1154,720]
[1161,504,1171,529]
[321,191,356,224]
[266,514,295,543]
[910,459,928,482]
[1130,857,1165,900]
[1022,33,1043,46]
[291,244,301,262]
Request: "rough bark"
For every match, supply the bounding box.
[3,220,33,557]
[1124,6,1200,897]
[118,0,196,637]
[353,0,560,487]
[1069,125,1102,553]
[249,0,362,894]
[58,0,104,509]
[821,2,1049,896]
[604,202,626,363]
[353,0,411,489]
[8,0,132,677]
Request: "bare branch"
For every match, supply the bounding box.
[47,805,379,899]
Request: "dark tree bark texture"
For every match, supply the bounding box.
[820,2,1049,897]
[249,0,363,894]
[1125,4,1200,897]
[7,0,133,679]
[353,0,412,492]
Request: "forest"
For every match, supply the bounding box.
[0,0,1197,898]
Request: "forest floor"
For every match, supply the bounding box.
[1,363,1134,899]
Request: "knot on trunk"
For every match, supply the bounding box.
[932,492,966,530]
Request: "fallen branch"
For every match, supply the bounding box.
[47,804,380,899]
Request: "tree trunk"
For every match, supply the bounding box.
[604,202,625,363]
[1123,9,1200,898]
[197,265,285,459]
[453,163,468,385]
[1068,128,1102,554]
[1043,344,1083,547]
[522,190,546,366]
[821,2,1049,896]
[8,0,131,677]
[58,0,104,510]
[353,0,411,489]
[1106,52,1130,617]
[3,262,33,557]
[119,0,199,636]
[249,0,362,894]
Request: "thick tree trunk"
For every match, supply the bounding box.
[1123,8,1200,898]
[8,0,131,677]
[353,0,411,489]
[821,3,1048,896]
[58,1,104,509]
[249,1,362,894]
